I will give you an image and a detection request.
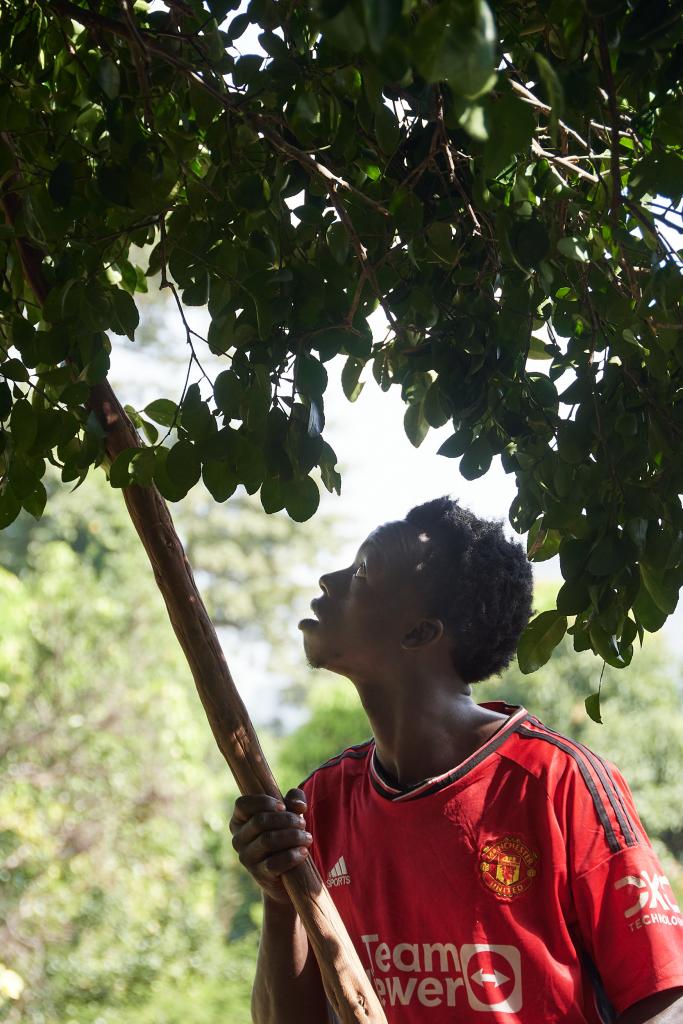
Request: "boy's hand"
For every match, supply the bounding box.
[229,788,312,904]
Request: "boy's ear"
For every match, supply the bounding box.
[401,618,444,649]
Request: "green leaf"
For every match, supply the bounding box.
[640,564,678,615]
[557,237,590,263]
[140,418,159,445]
[362,0,401,52]
[130,448,156,487]
[319,440,341,496]
[517,610,567,673]
[559,538,592,581]
[22,481,47,519]
[231,173,269,211]
[233,54,263,88]
[125,404,143,430]
[181,384,215,441]
[510,220,550,269]
[404,403,429,448]
[589,619,629,668]
[8,455,40,500]
[0,381,11,420]
[213,370,243,418]
[109,447,138,488]
[556,577,590,615]
[390,189,423,236]
[60,381,90,407]
[413,0,497,98]
[633,583,668,632]
[459,435,492,479]
[153,447,188,502]
[110,289,139,339]
[326,221,350,265]
[341,357,365,402]
[375,103,401,152]
[1,359,29,382]
[527,335,552,360]
[260,476,285,514]
[484,93,535,176]
[0,487,21,529]
[587,535,627,575]
[584,692,603,724]
[534,53,564,146]
[202,459,237,502]
[297,354,328,398]
[457,102,489,141]
[423,381,451,428]
[97,56,120,100]
[144,399,178,428]
[48,161,74,207]
[282,475,320,522]
[527,522,562,562]
[9,399,37,452]
[437,425,472,458]
[166,439,202,491]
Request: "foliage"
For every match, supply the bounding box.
[0,0,681,670]
[278,637,683,894]
[0,468,332,1024]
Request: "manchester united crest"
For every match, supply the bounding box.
[479,836,539,899]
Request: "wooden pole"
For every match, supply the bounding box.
[1,171,386,1024]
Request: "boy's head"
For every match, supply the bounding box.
[299,496,533,686]
[403,496,533,682]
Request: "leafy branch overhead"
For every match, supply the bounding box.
[0,0,682,672]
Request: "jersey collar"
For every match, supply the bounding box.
[369,702,528,802]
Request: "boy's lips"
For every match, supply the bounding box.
[297,597,328,630]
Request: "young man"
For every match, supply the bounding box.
[230,498,683,1024]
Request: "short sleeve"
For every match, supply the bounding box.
[569,765,683,1015]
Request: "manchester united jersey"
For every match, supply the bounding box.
[300,702,683,1023]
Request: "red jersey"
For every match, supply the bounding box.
[301,702,683,1023]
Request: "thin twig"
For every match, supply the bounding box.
[531,139,599,183]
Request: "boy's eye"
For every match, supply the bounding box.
[353,561,367,579]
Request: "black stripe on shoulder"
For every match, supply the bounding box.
[299,739,373,788]
[528,719,638,848]
[561,736,637,847]
[515,724,622,853]
[593,753,643,839]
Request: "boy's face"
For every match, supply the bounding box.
[298,521,434,678]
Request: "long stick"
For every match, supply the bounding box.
[1,172,386,1024]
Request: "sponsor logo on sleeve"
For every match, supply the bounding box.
[615,869,682,932]
[360,935,523,1013]
[479,836,539,899]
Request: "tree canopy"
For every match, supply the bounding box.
[1,0,682,677]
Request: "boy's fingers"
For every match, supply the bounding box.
[284,788,307,812]
[230,795,285,832]
[233,811,306,849]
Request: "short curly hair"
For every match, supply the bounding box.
[404,496,533,684]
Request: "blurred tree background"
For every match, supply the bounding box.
[0,393,336,1024]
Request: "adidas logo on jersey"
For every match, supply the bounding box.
[326,856,351,887]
